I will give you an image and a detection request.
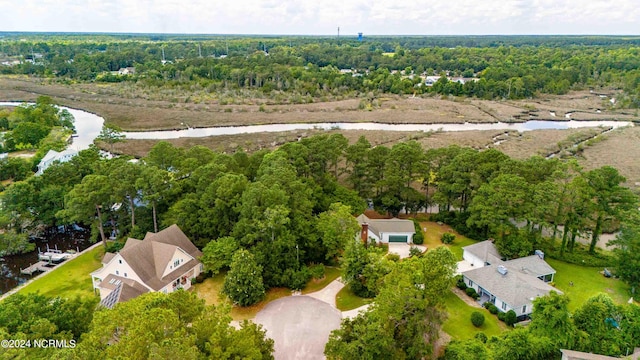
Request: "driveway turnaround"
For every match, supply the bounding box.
[254,295,342,360]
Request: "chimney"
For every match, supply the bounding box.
[361,223,369,244]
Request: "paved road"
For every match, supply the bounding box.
[254,296,342,360]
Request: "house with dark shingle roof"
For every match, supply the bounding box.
[91,224,203,308]
[356,214,415,243]
[461,240,559,320]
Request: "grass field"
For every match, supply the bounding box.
[420,221,477,260]
[17,245,104,299]
[546,258,634,311]
[335,286,374,311]
[442,290,509,340]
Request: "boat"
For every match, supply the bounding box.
[38,249,70,263]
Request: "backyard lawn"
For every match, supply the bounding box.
[420,221,477,260]
[442,290,509,340]
[546,258,634,311]
[17,245,104,299]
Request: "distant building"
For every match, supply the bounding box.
[118,67,135,75]
[36,149,79,176]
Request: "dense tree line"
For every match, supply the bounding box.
[2,36,640,105]
[2,133,639,292]
[0,291,274,360]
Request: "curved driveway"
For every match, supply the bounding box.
[254,295,342,360]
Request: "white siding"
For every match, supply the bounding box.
[161,248,193,278]
[462,250,485,268]
[380,232,414,244]
[91,254,150,293]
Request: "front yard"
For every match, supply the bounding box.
[194,266,342,321]
[443,290,509,340]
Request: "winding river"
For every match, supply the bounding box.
[0,101,635,295]
[0,102,634,143]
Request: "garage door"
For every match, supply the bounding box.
[388,235,408,243]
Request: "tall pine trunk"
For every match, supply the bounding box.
[96,205,107,249]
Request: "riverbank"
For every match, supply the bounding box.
[0,76,634,131]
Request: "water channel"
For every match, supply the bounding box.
[0,101,634,295]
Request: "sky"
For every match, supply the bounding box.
[0,0,638,35]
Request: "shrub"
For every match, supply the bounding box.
[475,332,488,343]
[483,302,492,309]
[285,267,311,291]
[441,232,456,244]
[386,253,400,262]
[309,264,325,280]
[106,241,125,253]
[471,311,485,327]
[409,246,423,257]
[505,310,517,326]
[465,287,477,298]
[412,220,424,245]
[489,304,499,315]
[456,277,468,290]
[497,312,506,321]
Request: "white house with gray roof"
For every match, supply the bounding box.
[91,224,203,308]
[356,214,415,243]
[461,240,559,319]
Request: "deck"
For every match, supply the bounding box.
[20,261,56,275]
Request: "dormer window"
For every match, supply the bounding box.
[174,259,180,267]
[118,259,122,264]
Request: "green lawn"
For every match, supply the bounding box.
[546,258,634,311]
[193,272,293,321]
[17,245,104,299]
[442,290,509,340]
[420,221,477,260]
[302,266,341,294]
[336,286,373,311]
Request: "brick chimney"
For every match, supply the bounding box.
[361,223,369,244]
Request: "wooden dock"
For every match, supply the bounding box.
[20,261,55,275]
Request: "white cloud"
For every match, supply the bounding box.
[0,0,638,34]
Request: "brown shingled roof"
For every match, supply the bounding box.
[118,225,202,291]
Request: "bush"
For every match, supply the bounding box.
[412,220,424,245]
[489,304,499,315]
[497,312,506,321]
[105,241,125,253]
[471,311,485,327]
[409,246,423,257]
[456,277,468,290]
[285,267,311,291]
[309,264,325,280]
[474,332,488,343]
[505,310,517,326]
[386,253,400,262]
[441,232,456,244]
[465,287,477,298]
